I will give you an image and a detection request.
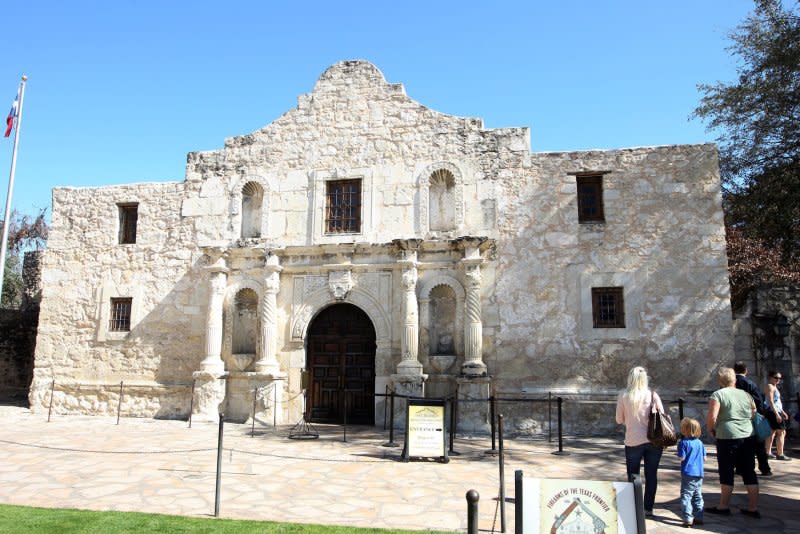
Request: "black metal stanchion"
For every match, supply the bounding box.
[486,395,498,455]
[678,397,685,422]
[251,387,258,437]
[383,389,398,447]
[116,381,123,425]
[552,396,569,455]
[466,489,479,534]
[498,414,506,533]
[214,412,224,517]
[383,385,389,431]
[343,391,348,443]
[47,379,55,422]
[548,391,552,442]
[188,379,195,428]
[449,396,460,455]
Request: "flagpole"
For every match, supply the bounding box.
[0,75,27,306]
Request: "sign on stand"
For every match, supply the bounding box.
[402,398,448,463]
[514,471,645,534]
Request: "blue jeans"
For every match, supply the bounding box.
[680,475,704,523]
[625,443,663,511]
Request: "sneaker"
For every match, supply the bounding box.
[776,454,791,461]
[693,518,704,525]
[767,453,776,459]
[682,521,692,528]
[760,470,773,476]
[705,506,731,515]
[741,509,761,519]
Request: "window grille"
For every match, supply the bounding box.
[325,179,361,233]
[577,175,605,223]
[109,298,133,332]
[592,287,625,328]
[118,203,139,244]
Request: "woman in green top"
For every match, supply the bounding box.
[705,367,760,518]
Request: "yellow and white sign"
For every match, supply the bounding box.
[406,403,445,458]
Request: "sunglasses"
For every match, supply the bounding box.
[771,376,782,380]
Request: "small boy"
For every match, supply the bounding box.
[677,417,706,528]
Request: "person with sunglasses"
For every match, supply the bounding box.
[763,371,790,461]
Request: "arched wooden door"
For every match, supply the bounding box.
[306,304,376,424]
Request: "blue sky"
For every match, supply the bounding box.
[2,0,755,217]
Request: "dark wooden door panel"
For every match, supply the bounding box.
[306,304,376,424]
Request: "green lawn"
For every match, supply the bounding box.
[0,505,454,534]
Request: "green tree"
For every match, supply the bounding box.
[694,0,800,261]
[1,209,48,308]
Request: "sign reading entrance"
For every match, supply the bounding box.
[515,471,643,533]
[402,398,448,463]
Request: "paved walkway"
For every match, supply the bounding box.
[0,405,798,533]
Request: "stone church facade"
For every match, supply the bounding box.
[28,61,734,432]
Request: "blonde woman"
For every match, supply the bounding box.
[616,366,664,517]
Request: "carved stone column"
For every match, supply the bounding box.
[397,250,423,375]
[462,248,487,377]
[255,253,282,375]
[200,257,229,374]
[193,255,229,421]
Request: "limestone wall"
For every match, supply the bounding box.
[492,144,733,399]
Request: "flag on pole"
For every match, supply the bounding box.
[4,87,20,138]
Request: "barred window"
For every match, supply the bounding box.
[118,203,138,244]
[325,179,361,233]
[591,287,625,328]
[109,298,132,332]
[577,175,604,223]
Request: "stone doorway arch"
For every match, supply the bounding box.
[306,303,376,424]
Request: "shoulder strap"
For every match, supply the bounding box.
[650,390,658,414]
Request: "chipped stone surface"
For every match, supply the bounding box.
[30,61,733,433]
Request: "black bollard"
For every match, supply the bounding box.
[548,391,552,442]
[116,381,124,425]
[215,412,224,517]
[678,397,684,422]
[552,396,569,455]
[449,396,460,455]
[498,414,506,533]
[466,489,479,534]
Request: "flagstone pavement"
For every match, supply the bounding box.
[0,405,798,533]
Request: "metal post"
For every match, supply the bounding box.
[553,396,569,455]
[515,470,524,533]
[383,385,389,431]
[251,387,257,437]
[214,413,224,517]
[116,381,123,425]
[678,397,684,422]
[188,379,195,428]
[449,396,458,455]
[498,414,506,533]
[548,391,552,442]
[273,382,278,428]
[383,389,397,447]
[343,391,348,443]
[629,473,645,532]
[47,379,55,422]
[486,395,497,455]
[466,489,479,534]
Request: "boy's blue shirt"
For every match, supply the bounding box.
[677,437,706,477]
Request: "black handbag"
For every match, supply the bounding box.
[647,391,678,448]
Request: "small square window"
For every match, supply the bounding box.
[592,287,625,328]
[109,298,132,332]
[118,203,138,244]
[577,175,605,223]
[325,179,361,233]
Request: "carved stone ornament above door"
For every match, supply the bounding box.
[329,270,353,301]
